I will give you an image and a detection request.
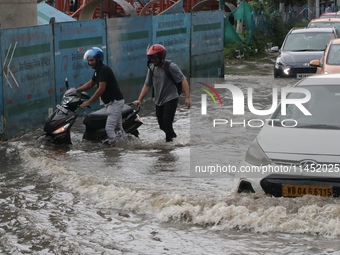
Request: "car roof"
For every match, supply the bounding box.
[320,12,340,17]
[298,73,340,86]
[329,38,340,45]
[290,27,337,33]
[310,17,340,22]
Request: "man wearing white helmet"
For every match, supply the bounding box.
[76,47,124,147]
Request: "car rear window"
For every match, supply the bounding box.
[283,32,334,51]
[309,21,340,30]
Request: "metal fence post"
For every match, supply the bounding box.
[305,4,308,27]
[251,11,254,30]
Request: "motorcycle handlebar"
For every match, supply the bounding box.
[127,102,140,114]
[65,78,69,90]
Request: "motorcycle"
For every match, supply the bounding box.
[38,79,143,144]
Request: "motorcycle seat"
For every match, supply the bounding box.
[83,104,134,127]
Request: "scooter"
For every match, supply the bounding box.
[38,79,143,144]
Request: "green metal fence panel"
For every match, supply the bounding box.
[152,13,191,79]
[191,51,224,78]
[106,16,153,103]
[191,11,224,56]
[1,25,55,139]
[191,11,224,78]
[53,20,106,111]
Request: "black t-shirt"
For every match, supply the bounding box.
[92,64,124,104]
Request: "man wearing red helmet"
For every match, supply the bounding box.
[134,44,191,142]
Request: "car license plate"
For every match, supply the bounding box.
[297,73,312,79]
[282,185,333,197]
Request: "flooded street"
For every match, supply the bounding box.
[2,54,340,254]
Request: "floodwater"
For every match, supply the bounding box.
[1,54,340,254]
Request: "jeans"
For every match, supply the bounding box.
[155,98,178,142]
[105,99,125,143]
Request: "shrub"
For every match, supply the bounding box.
[224,12,295,60]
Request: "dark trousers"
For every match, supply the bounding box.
[155,98,178,142]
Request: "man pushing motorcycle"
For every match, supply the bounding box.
[76,47,124,147]
[133,44,191,142]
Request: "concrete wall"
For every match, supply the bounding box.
[0,0,37,29]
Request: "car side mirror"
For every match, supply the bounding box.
[309,59,321,67]
[271,46,279,52]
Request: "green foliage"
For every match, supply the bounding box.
[249,28,269,55]
[224,12,294,60]
[224,41,246,59]
[248,1,265,13]
[265,13,293,47]
[265,0,281,13]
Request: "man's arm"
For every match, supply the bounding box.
[76,79,96,93]
[133,85,151,105]
[80,81,106,108]
[181,79,191,108]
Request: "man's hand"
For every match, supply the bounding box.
[80,101,91,109]
[133,100,141,106]
[185,98,191,108]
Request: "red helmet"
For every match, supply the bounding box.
[147,44,166,60]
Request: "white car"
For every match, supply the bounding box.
[234,73,340,197]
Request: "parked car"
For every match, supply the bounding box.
[234,73,340,197]
[273,27,340,78]
[309,38,340,74]
[319,12,340,18]
[308,17,340,31]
